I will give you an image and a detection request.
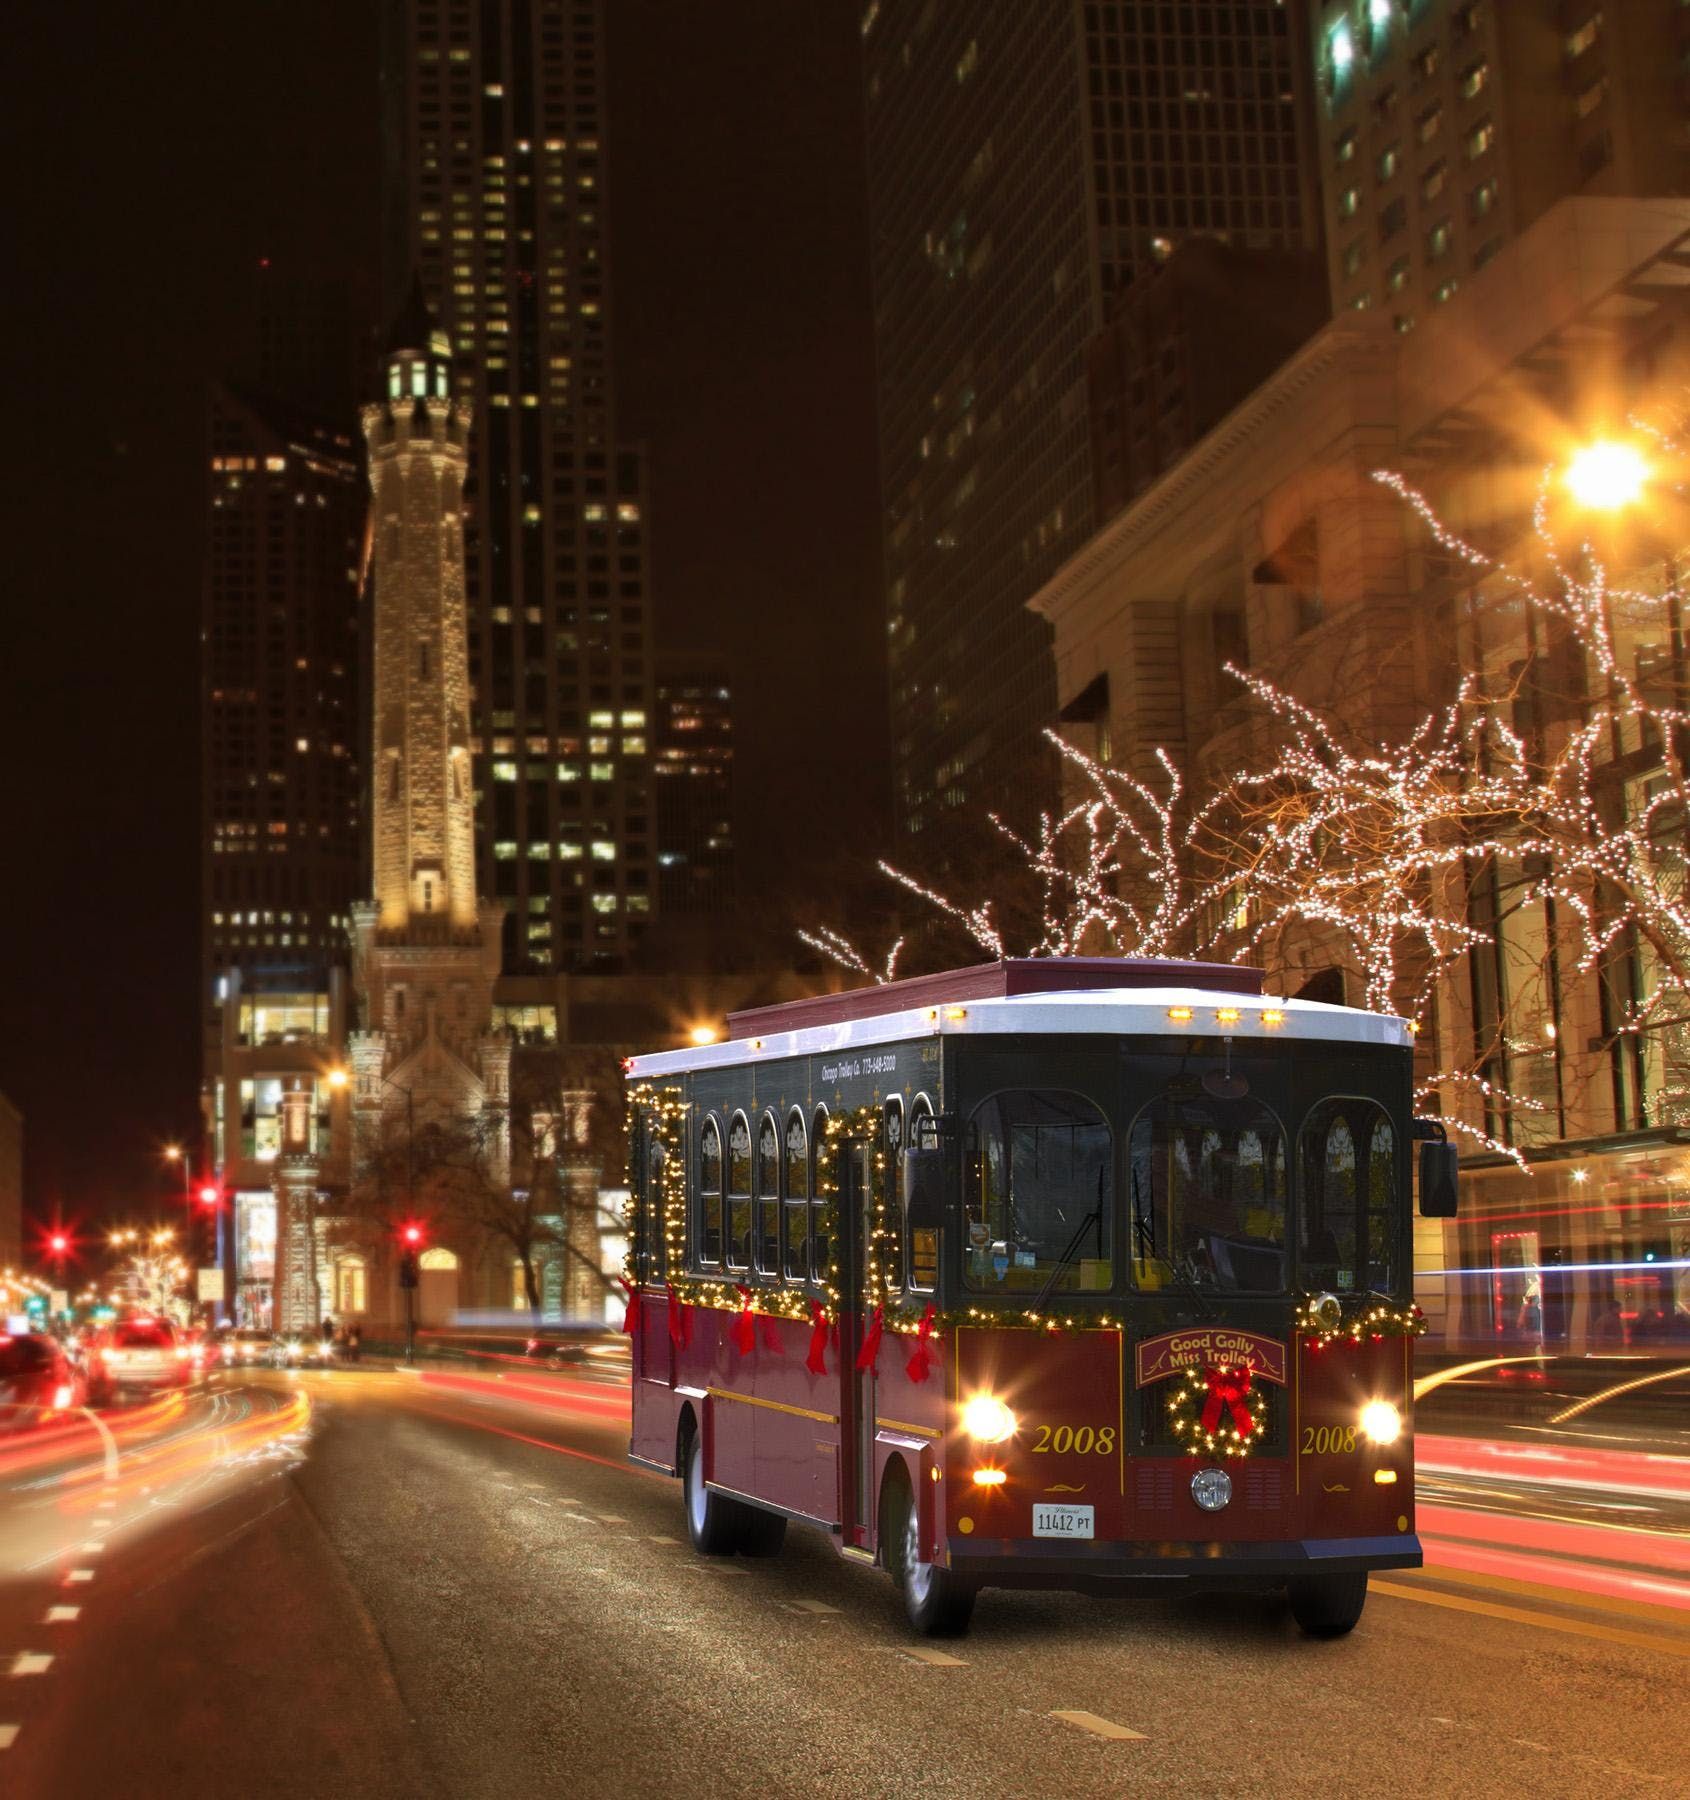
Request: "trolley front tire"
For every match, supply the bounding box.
[1289,1570,1368,1638]
[682,1427,741,1556]
[885,1471,975,1638]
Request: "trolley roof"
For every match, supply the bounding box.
[628,959,1409,1079]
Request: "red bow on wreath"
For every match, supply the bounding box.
[618,1277,638,1337]
[904,1303,938,1384]
[665,1283,692,1349]
[1200,1364,1255,1437]
[805,1302,829,1375]
[732,1284,757,1356]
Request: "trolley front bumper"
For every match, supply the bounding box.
[945,1532,1422,1595]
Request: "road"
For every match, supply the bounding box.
[0,1362,1684,1799]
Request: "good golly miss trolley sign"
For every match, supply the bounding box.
[1134,1328,1287,1388]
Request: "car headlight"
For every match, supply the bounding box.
[1360,1400,1402,1445]
[960,1394,1017,1443]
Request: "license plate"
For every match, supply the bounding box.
[1033,1503,1094,1539]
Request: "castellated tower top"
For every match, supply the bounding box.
[362,279,480,939]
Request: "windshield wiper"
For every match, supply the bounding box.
[1031,1164,1105,1313]
[1132,1164,1214,1322]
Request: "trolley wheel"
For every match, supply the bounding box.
[884,1468,974,1638]
[682,1423,741,1556]
[1288,1570,1369,1638]
[735,1504,788,1557]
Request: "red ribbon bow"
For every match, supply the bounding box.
[665,1283,691,1349]
[732,1284,757,1356]
[618,1277,638,1337]
[904,1302,938,1383]
[1200,1364,1255,1437]
[805,1302,829,1375]
[760,1312,784,1354]
[855,1304,884,1373]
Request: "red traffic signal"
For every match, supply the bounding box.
[197,1184,220,1209]
[48,1232,69,1256]
[401,1223,423,1247]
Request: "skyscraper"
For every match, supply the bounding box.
[653,651,734,918]
[379,0,652,974]
[1311,1,1690,328]
[861,0,1318,836]
[200,384,364,1080]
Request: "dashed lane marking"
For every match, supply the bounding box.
[786,1598,842,1615]
[683,1563,749,1577]
[10,1655,52,1678]
[44,1608,78,1624]
[597,1514,629,1523]
[65,1571,95,1585]
[1049,1710,1147,1742]
[0,1726,18,1750]
[645,1535,679,1545]
[899,1646,965,1667]
[80,1542,105,1554]
[564,1513,598,1525]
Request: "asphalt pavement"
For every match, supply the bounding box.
[0,1364,1684,1799]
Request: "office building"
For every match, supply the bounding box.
[1312,0,1690,328]
[861,0,1319,836]
[653,652,734,916]
[379,0,653,972]
[200,385,365,1085]
[1087,238,1329,522]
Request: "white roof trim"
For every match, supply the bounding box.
[627,986,1410,1078]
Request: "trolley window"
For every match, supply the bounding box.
[696,1116,723,1266]
[783,1110,810,1282]
[908,1097,938,1291]
[1299,1098,1396,1292]
[963,1090,1113,1294]
[726,1113,752,1270]
[810,1106,834,1281]
[1129,1091,1288,1293]
[755,1113,781,1275]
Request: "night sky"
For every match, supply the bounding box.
[0,2,882,1232]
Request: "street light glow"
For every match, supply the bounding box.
[1564,440,1648,512]
[688,1024,719,1047]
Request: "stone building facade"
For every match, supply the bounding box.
[1029,196,1690,1353]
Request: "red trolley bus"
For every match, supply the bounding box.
[624,958,1455,1637]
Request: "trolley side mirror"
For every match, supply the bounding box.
[902,1146,947,1233]
[1417,1140,1459,1218]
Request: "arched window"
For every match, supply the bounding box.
[883,1098,905,1292]
[333,1255,367,1315]
[810,1106,833,1281]
[908,1095,938,1291]
[725,1112,752,1270]
[1128,1088,1287,1293]
[644,1126,668,1280]
[697,1116,723,1265]
[783,1110,810,1282]
[755,1113,781,1274]
[418,1247,459,1271]
[1299,1098,1397,1292]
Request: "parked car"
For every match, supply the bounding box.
[0,1332,87,1430]
[88,1317,197,1401]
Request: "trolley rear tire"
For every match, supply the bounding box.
[884,1469,975,1638]
[682,1425,742,1556]
[735,1505,788,1557]
[1289,1570,1368,1637]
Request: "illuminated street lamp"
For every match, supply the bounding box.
[1564,440,1649,513]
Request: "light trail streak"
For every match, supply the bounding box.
[1413,1354,1552,1400]
[1421,1535,1690,1612]
[1418,1433,1690,1503]
[1418,1501,1690,1574]
[1547,1364,1690,1426]
[413,1369,630,1423]
[404,1403,662,1481]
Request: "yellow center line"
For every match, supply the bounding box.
[1372,1580,1690,1659]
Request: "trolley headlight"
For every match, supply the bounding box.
[1360,1400,1403,1446]
[960,1394,1018,1443]
[1191,1467,1232,1512]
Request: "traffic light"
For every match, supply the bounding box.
[398,1222,423,1289]
[197,1184,220,1210]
